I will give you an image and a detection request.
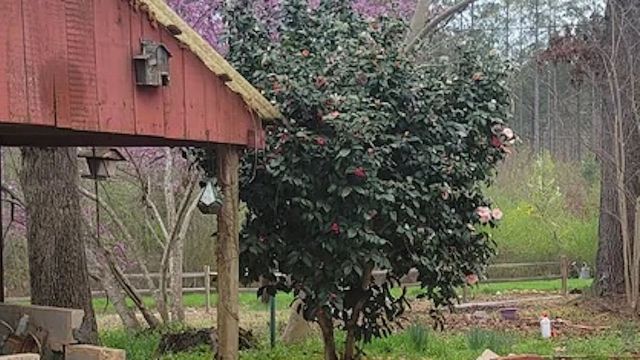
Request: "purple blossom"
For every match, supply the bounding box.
[167,0,227,52]
[167,0,419,50]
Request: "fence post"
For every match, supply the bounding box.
[560,256,568,296]
[204,265,211,312]
[462,284,468,303]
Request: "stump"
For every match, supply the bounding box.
[157,328,256,356]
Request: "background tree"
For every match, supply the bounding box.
[80,147,202,325]
[19,147,98,344]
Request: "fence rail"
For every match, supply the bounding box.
[461,256,569,302]
[86,257,569,309]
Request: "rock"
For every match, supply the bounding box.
[281,299,314,345]
[473,310,490,321]
[157,327,256,356]
[0,355,40,360]
[476,349,499,360]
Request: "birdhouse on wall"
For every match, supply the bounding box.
[78,147,126,180]
[133,40,171,87]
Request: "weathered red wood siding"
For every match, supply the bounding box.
[0,0,264,147]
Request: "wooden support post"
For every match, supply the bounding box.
[0,146,4,303]
[204,265,211,313]
[216,145,240,360]
[560,256,568,296]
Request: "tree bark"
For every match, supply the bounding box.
[169,235,185,322]
[20,147,98,344]
[532,0,541,153]
[316,309,338,360]
[594,0,640,298]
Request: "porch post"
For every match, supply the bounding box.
[216,144,240,360]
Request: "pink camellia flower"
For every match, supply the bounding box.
[330,222,341,235]
[329,111,340,119]
[502,127,514,140]
[466,274,479,285]
[476,206,492,224]
[315,136,327,146]
[353,167,367,178]
[492,208,503,220]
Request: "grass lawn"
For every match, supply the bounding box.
[92,278,593,314]
[102,326,635,360]
[99,278,606,359]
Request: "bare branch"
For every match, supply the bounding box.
[404,0,477,53]
[164,148,177,231]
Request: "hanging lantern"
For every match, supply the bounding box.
[78,147,126,180]
[198,179,223,215]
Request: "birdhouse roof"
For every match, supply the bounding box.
[78,147,126,161]
[137,0,280,121]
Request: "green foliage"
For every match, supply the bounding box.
[618,321,639,353]
[196,0,514,353]
[406,324,430,352]
[527,151,563,220]
[487,151,599,267]
[102,327,637,360]
[465,328,513,354]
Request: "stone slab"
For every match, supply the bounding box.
[0,304,83,351]
[65,345,125,360]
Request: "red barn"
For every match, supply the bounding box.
[0,0,279,146]
[0,0,279,357]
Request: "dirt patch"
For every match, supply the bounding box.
[403,295,630,338]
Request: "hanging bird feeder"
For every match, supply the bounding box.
[198,178,223,215]
[78,147,126,180]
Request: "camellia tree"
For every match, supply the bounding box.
[216,1,515,359]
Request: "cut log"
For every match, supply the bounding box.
[0,355,40,359]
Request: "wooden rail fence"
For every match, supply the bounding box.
[88,257,570,309]
[462,256,569,302]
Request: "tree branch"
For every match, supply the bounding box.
[164,148,177,231]
[403,0,477,53]
[159,174,199,318]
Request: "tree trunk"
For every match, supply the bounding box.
[78,186,161,328]
[169,237,185,322]
[343,266,372,360]
[20,147,98,344]
[86,242,140,330]
[594,0,640,298]
[532,0,541,153]
[316,309,338,360]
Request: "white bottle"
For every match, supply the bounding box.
[540,312,551,338]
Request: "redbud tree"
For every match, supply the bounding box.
[192,1,513,358]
